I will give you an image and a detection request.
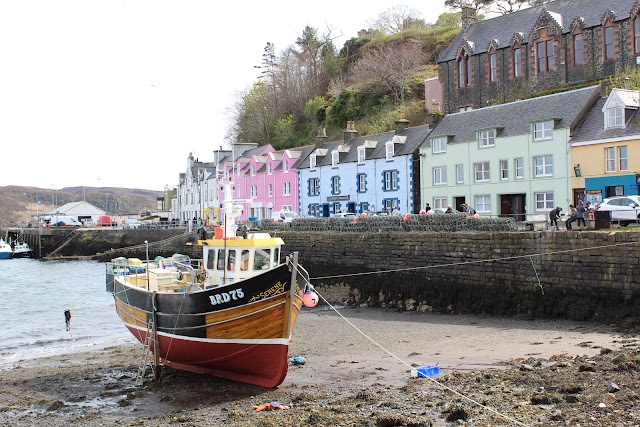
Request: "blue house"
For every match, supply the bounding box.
[297,121,430,217]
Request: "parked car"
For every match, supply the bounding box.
[331,212,356,219]
[596,196,640,226]
[125,220,142,229]
[271,211,298,223]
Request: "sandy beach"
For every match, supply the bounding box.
[1,307,639,426]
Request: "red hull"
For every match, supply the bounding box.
[128,325,290,388]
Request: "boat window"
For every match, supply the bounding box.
[254,249,271,270]
[274,248,280,265]
[206,249,215,270]
[216,249,224,270]
[227,250,236,271]
[240,250,250,271]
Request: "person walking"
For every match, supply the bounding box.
[565,205,578,230]
[576,201,586,228]
[549,206,562,229]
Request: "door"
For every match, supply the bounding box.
[454,197,466,212]
[347,202,356,213]
[500,194,525,220]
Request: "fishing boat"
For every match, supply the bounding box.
[0,238,14,260]
[105,182,315,388]
[12,241,34,258]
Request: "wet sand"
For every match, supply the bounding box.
[1,307,639,426]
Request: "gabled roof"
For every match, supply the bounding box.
[572,92,640,143]
[427,85,601,144]
[602,88,640,111]
[439,0,640,62]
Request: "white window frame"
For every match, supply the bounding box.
[283,161,289,173]
[385,141,394,160]
[474,162,490,182]
[250,185,257,198]
[310,155,317,170]
[455,164,464,184]
[268,184,273,197]
[500,159,508,180]
[479,129,496,147]
[383,171,398,191]
[533,155,553,177]
[357,146,365,164]
[619,145,628,171]
[250,165,256,176]
[535,192,554,210]
[433,166,447,185]
[432,137,446,154]
[357,174,366,192]
[605,147,615,172]
[283,182,291,196]
[475,195,491,213]
[533,121,553,141]
[332,176,340,194]
[515,158,524,179]
[434,197,447,209]
[606,107,624,128]
[331,150,339,167]
[267,163,272,175]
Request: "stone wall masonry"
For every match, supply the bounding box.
[278,230,640,324]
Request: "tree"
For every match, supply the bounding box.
[371,5,427,34]
[444,0,549,15]
[435,11,461,27]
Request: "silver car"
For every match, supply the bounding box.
[596,196,640,226]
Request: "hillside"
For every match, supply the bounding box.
[0,185,163,227]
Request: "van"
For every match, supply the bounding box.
[97,215,113,226]
[49,216,82,227]
[271,211,298,223]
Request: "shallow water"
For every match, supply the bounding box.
[0,258,133,369]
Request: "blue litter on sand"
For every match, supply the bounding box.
[289,356,306,365]
[411,364,440,378]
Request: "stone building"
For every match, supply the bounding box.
[437,0,640,113]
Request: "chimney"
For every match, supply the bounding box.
[344,121,359,143]
[624,76,631,90]
[395,119,410,134]
[315,127,328,147]
[461,5,477,29]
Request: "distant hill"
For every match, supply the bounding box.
[0,185,163,226]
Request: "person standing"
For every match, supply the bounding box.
[576,201,586,228]
[425,203,431,213]
[549,206,562,229]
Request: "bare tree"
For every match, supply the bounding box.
[371,5,427,34]
[444,0,548,15]
[350,40,426,104]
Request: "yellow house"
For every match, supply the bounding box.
[570,88,640,206]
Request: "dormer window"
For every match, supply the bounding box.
[536,39,554,73]
[533,121,553,141]
[310,154,317,170]
[283,160,289,173]
[385,141,394,160]
[479,129,496,147]
[250,165,255,176]
[357,146,365,164]
[267,163,272,174]
[331,150,339,167]
[432,137,446,154]
[606,107,624,128]
[458,50,471,88]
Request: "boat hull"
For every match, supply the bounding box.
[0,252,13,260]
[111,263,303,388]
[13,250,33,259]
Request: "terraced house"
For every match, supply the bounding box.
[420,85,601,218]
[438,0,640,113]
[297,121,430,217]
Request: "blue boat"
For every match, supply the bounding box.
[0,238,14,260]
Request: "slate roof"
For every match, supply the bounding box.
[427,85,601,144]
[296,125,431,170]
[571,96,640,142]
[439,0,640,62]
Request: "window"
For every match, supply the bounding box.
[474,162,490,182]
[604,25,614,60]
[331,151,339,167]
[383,199,399,212]
[357,146,365,164]
[458,51,471,87]
[360,202,369,213]
[619,145,628,171]
[267,163,272,174]
[309,178,320,196]
[479,129,496,147]
[534,121,553,140]
[605,147,615,172]
[456,164,464,184]
[500,160,508,180]
[357,173,366,193]
[635,18,640,54]
[434,197,447,209]
[283,182,291,196]
[383,170,398,191]
[310,154,317,169]
[250,165,255,176]
[268,184,273,197]
[333,203,341,213]
[513,48,522,77]
[309,204,320,217]
[534,155,553,177]
[606,107,624,128]
[254,249,270,271]
[385,141,394,160]
[536,39,554,72]
[283,161,289,173]
[535,192,554,210]
[574,33,583,65]
[489,52,497,82]
[515,158,524,179]
[432,137,446,153]
[331,176,340,194]
[475,195,491,213]
[250,185,257,198]
[433,166,447,185]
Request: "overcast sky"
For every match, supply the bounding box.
[0,1,447,191]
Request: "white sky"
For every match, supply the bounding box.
[0,1,447,191]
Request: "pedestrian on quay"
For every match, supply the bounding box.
[549,206,562,229]
[576,201,587,229]
[565,204,578,230]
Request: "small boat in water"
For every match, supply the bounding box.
[0,238,14,260]
[105,182,315,388]
[12,241,34,259]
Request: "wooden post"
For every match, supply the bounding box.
[152,292,160,382]
[286,252,299,338]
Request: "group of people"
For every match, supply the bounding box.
[549,201,592,230]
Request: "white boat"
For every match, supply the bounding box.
[13,241,34,258]
[0,238,14,260]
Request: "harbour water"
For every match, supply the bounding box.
[0,258,134,369]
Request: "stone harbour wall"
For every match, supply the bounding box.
[278,230,640,324]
